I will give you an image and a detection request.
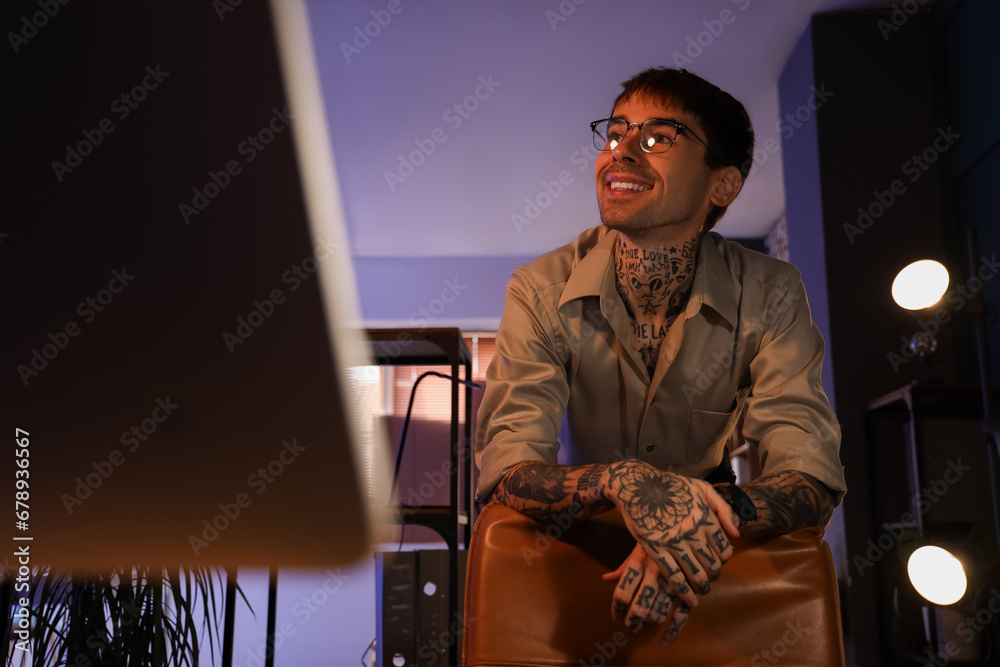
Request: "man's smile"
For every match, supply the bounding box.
[605,172,654,194]
[609,181,652,192]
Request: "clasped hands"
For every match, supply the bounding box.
[599,460,740,646]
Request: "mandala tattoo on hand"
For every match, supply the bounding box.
[610,466,699,547]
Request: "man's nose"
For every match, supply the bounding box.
[611,126,643,162]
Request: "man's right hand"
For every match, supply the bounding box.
[601,460,740,602]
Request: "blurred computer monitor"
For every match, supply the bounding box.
[2,0,388,568]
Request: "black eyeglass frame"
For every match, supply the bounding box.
[590,117,709,154]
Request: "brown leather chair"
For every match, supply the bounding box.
[463,502,846,666]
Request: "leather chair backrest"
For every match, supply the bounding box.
[463,502,846,666]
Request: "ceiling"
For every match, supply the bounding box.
[307,0,885,259]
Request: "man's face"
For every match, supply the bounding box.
[595,93,720,240]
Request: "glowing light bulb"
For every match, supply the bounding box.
[892,260,950,310]
[907,546,967,605]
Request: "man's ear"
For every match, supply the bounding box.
[710,166,744,208]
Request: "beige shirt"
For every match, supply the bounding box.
[476,226,847,504]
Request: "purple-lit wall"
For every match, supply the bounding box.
[353,255,533,330]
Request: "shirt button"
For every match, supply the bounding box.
[645,444,655,452]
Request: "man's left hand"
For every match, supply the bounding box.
[602,543,692,646]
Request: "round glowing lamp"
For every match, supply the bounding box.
[907,545,967,605]
[892,260,950,310]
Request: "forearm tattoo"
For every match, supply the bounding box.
[490,461,615,522]
[576,464,604,493]
[717,470,835,536]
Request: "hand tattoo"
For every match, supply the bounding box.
[607,463,712,550]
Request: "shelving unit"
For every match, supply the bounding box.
[368,328,474,667]
[866,383,998,664]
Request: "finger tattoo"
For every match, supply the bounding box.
[695,546,717,565]
[654,593,672,617]
[637,585,656,609]
[711,528,729,552]
[664,602,691,640]
[657,556,682,578]
[620,566,639,591]
[678,553,701,575]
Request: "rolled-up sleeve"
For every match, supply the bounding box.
[742,271,848,505]
[475,270,571,501]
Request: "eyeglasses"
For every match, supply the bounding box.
[590,117,708,154]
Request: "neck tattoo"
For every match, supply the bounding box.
[613,235,698,376]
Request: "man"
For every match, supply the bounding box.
[474,68,847,646]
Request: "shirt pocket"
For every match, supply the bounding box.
[686,387,750,465]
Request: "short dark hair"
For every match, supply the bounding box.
[613,67,755,230]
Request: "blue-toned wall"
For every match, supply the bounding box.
[936,0,1000,385]
[777,18,853,659]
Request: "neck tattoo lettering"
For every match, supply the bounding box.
[614,235,698,376]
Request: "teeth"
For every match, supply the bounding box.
[609,181,650,191]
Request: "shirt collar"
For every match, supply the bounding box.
[558,227,618,307]
[687,232,738,329]
[557,228,739,329]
